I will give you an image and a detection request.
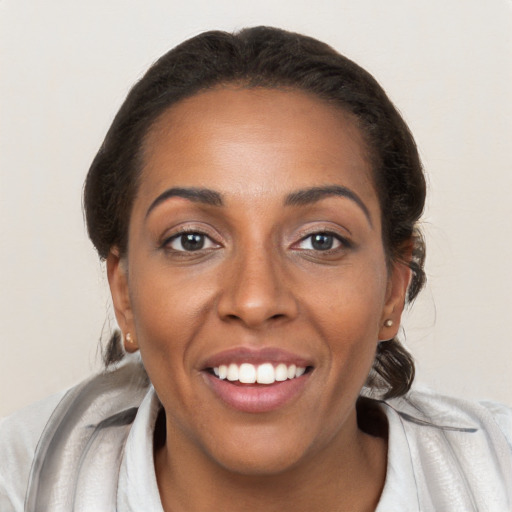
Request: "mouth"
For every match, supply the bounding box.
[208,362,310,385]
[201,348,314,413]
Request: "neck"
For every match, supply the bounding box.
[154,407,387,512]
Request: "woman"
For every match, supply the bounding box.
[1,27,510,512]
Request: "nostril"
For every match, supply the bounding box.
[224,312,284,320]
[221,311,289,327]
[216,280,299,327]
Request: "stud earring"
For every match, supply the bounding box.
[384,319,394,328]
[125,332,135,344]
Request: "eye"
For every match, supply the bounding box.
[296,232,346,251]
[166,232,218,252]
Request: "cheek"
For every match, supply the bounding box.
[307,261,388,378]
[130,283,206,424]
[128,264,212,373]
[130,258,212,326]
[310,260,388,335]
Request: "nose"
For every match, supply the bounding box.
[216,247,299,329]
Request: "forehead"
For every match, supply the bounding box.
[138,87,377,209]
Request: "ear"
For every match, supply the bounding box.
[106,248,138,353]
[378,260,411,342]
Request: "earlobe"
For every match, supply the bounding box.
[124,332,138,352]
[378,261,411,341]
[106,249,138,352]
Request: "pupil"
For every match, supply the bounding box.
[182,233,204,251]
[312,233,333,250]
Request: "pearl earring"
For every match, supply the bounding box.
[384,319,394,328]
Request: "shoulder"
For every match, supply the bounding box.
[0,391,66,512]
[0,358,150,512]
[382,388,512,511]
[401,388,512,450]
[478,399,512,448]
[390,387,512,457]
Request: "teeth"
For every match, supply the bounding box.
[227,363,239,381]
[212,362,307,385]
[239,363,256,384]
[256,363,275,384]
[275,363,288,381]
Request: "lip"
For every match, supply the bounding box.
[200,347,314,413]
[201,346,313,369]
[203,370,311,413]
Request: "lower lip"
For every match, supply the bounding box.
[203,372,311,413]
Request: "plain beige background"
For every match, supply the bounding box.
[1,0,511,417]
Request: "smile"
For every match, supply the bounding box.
[212,363,307,384]
[201,348,314,413]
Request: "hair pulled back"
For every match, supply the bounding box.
[84,26,426,399]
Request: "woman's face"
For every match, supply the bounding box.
[108,87,409,474]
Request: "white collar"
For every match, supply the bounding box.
[117,387,164,512]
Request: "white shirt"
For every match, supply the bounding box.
[1,366,511,511]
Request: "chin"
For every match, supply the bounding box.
[201,422,319,477]
[214,446,307,477]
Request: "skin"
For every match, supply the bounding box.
[108,87,411,511]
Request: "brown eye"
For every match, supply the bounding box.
[167,232,217,252]
[310,233,334,250]
[297,232,346,251]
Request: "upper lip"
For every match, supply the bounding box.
[201,347,314,370]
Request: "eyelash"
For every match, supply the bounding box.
[161,228,351,255]
[162,229,220,252]
[293,231,352,253]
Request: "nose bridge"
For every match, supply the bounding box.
[217,236,297,327]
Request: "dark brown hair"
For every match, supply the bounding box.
[84,26,426,399]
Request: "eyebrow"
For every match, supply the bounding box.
[285,185,372,226]
[145,184,372,226]
[145,187,223,218]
